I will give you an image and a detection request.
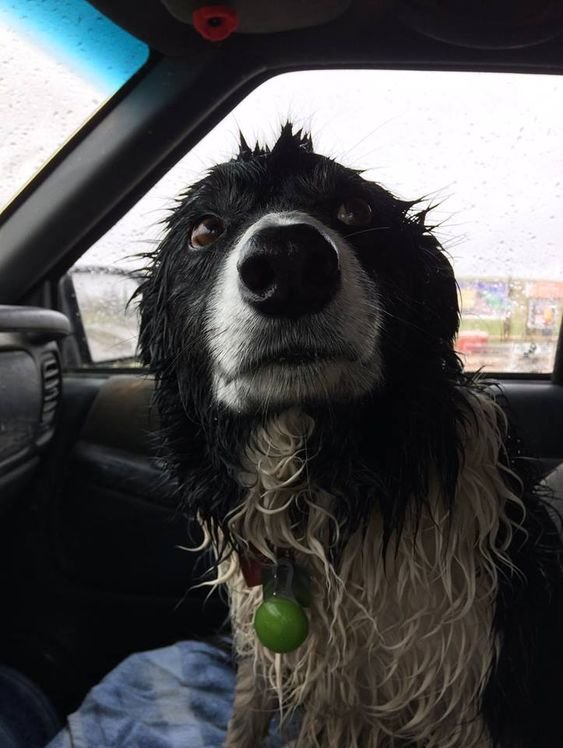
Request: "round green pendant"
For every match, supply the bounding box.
[254,596,309,654]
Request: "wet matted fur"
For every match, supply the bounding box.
[138,125,563,747]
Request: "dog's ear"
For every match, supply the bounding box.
[136,261,169,371]
[136,230,183,374]
[380,200,460,359]
[417,230,460,347]
[389,209,460,370]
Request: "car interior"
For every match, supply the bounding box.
[1,0,563,739]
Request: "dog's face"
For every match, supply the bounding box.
[207,207,381,410]
[140,125,460,417]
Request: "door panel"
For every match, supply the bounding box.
[0,372,227,717]
[56,375,218,599]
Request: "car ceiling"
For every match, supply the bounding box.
[90,0,563,56]
[1,0,563,311]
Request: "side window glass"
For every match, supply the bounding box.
[69,268,140,365]
[66,70,563,373]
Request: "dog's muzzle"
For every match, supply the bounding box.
[206,211,383,410]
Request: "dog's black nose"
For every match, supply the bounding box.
[237,223,340,317]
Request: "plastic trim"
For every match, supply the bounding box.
[0,306,70,339]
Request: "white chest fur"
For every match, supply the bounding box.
[210,396,523,748]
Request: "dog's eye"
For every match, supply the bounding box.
[336,198,372,227]
[190,216,225,248]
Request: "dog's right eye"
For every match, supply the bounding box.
[190,216,225,249]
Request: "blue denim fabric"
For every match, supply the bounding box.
[47,640,298,748]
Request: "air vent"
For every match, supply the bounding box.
[40,352,61,432]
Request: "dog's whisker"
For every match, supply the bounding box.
[344,225,391,240]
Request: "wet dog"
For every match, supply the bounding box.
[138,125,563,747]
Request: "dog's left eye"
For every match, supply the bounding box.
[336,198,373,227]
[190,216,225,248]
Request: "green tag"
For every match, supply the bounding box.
[254,596,309,654]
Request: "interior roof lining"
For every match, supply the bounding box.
[88,0,563,57]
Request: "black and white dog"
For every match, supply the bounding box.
[138,125,563,747]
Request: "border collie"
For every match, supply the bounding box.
[138,125,563,747]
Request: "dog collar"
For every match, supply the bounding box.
[239,550,312,654]
[238,546,267,587]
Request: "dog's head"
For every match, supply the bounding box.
[140,124,460,417]
[139,125,465,541]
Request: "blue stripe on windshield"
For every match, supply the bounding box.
[1,0,148,91]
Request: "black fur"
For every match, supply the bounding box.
[138,124,563,746]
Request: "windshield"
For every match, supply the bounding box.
[0,0,148,211]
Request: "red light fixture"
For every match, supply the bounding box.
[192,5,239,41]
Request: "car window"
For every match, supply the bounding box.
[69,69,563,374]
[0,0,148,211]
